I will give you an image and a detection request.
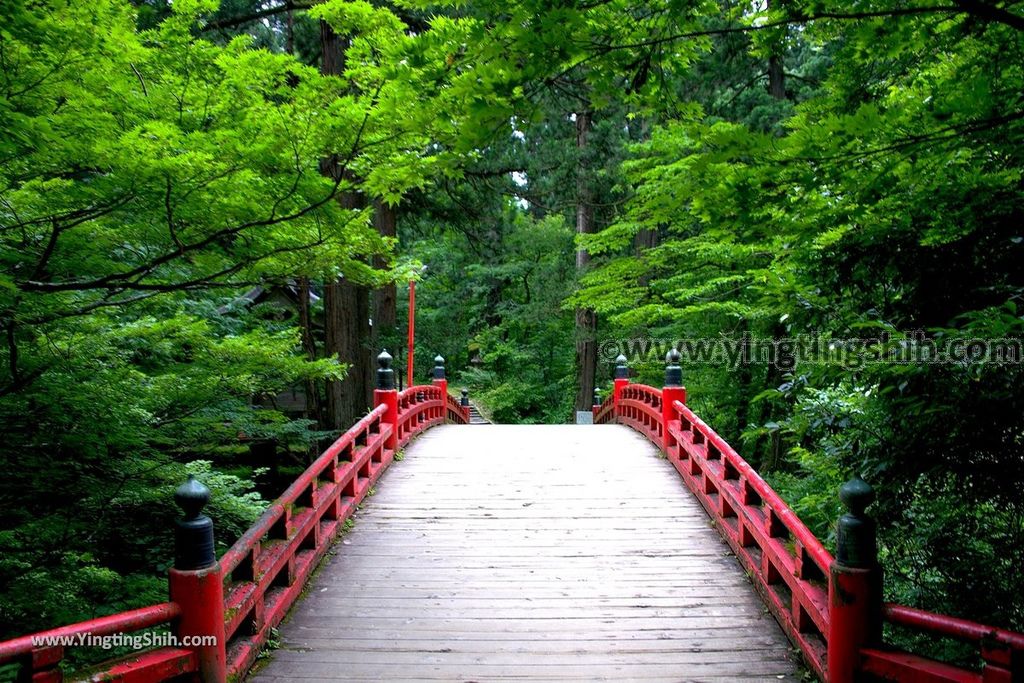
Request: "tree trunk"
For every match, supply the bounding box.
[285,9,294,55]
[324,276,373,428]
[767,0,786,100]
[372,199,397,347]
[768,54,785,100]
[297,276,322,430]
[482,223,504,329]
[634,227,659,287]
[320,20,374,430]
[320,19,344,76]
[573,109,598,413]
[735,326,753,436]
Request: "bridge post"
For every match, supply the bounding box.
[613,354,629,417]
[374,350,399,450]
[460,388,471,422]
[827,478,882,683]
[661,349,686,454]
[168,476,227,683]
[432,354,448,404]
[592,388,602,420]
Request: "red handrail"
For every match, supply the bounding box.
[0,603,183,660]
[668,398,831,679]
[0,360,470,683]
[884,604,1024,653]
[858,605,1024,682]
[219,375,467,677]
[593,394,616,424]
[221,382,467,677]
[220,402,392,676]
[0,603,195,681]
[396,385,446,448]
[445,390,471,424]
[605,375,1024,682]
[617,383,663,444]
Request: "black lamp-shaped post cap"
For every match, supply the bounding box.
[460,388,469,406]
[175,474,210,520]
[433,354,446,380]
[594,388,602,406]
[840,477,875,514]
[174,475,215,571]
[836,477,878,569]
[377,349,395,390]
[614,354,629,379]
[664,348,683,387]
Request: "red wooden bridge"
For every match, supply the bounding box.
[2,351,1022,682]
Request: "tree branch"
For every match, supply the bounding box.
[202,1,313,33]
[587,6,964,55]
[952,0,1024,30]
[785,109,1024,164]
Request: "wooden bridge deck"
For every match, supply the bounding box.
[248,424,800,682]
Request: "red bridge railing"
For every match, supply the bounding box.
[594,351,1024,683]
[396,385,445,447]
[0,350,469,683]
[0,604,196,683]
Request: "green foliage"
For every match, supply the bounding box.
[406,204,576,423]
[0,0,471,640]
[575,0,1024,641]
[0,459,262,638]
[760,383,887,542]
[2,0,1023,667]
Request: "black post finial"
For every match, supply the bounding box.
[836,477,878,568]
[664,348,682,387]
[433,354,446,380]
[614,354,628,379]
[377,349,395,390]
[594,387,602,406]
[174,475,215,570]
[460,388,469,407]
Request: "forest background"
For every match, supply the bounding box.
[1,0,1023,669]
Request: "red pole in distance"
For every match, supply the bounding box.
[407,279,415,388]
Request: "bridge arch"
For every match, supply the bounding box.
[1,351,1022,682]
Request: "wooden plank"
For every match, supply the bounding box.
[298,606,779,619]
[280,616,784,634]
[252,678,795,683]
[282,627,795,641]
[280,632,791,648]
[250,660,797,680]
[306,596,769,607]
[247,424,800,682]
[266,649,798,665]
